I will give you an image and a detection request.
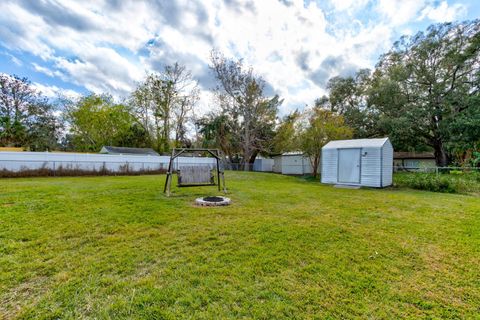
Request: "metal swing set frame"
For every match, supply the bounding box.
[163,148,227,196]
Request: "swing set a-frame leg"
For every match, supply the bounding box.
[221,171,227,194]
[163,150,175,197]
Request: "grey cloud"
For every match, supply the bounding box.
[195,68,217,91]
[151,0,213,45]
[223,0,256,14]
[146,44,214,90]
[152,1,182,29]
[105,0,124,10]
[263,81,276,97]
[278,0,294,7]
[322,56,343,70]
[309,55,358,87]
[0,19,26,45]
[296,51,310,71]
[267,51,283,63]
[309,69,329,86]
[18,0,96,31]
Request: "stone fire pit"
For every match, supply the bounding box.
[195,196,231,206]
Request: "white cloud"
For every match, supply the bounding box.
[376,0,428,26]
[1,51,22,66]
[420,1,466,22]
[377,0,467,26]
[32,63,59,77]
[330,0,370,13]
[32,82,81,100]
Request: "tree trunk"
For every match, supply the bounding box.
[248,150,258,166]
[433,139,449,167]
[162,118,169,152]
[309,153,320,178]
[312,155,319,178]
[243,117,251,171]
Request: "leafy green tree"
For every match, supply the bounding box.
[325,69,377,138]
[25,100,63,151]
[446,94,480,165]
[272,110,300,154]
[299,108,352,177]
[370,20,480,166]
[65,94,143,151]
[0,74,61,150]
[196,113,238,161]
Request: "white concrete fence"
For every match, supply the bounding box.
[0,152,217,177]
[0,152,314,178]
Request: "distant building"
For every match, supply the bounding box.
[272,152,314,175]
[253,157,274,172]
[99,146,159,156]
[393,152,436,169]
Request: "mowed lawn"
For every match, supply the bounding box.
[1,172,479,319]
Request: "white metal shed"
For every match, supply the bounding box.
[272,155,283,173]
[321,138,393,187]
[273,152,313,175]
[253,158,274,172]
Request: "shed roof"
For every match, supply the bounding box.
[322,137,389,149]
[100,146,159,156]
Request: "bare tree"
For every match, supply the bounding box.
[173,92,198,147]
[209,50,281,167]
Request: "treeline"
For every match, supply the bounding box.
[1,20,479,169]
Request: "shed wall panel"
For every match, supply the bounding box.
[273,157,282,173]
[282,155,304,175]
[321,149,338,183]
[254,159,274,172]
[360,147,381,187]
[382,141,394,186]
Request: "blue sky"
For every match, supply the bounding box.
[0,0,478,114]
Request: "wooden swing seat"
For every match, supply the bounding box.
[177,165,214,187]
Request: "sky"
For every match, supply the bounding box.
[0,0,479,115]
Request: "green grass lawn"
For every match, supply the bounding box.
[1,172,479,319]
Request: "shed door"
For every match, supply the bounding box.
[338,148,361,184]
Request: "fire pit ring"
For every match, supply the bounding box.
[195,196,231,206]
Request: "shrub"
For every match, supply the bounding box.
[395,172,480,194]
[470,172,480,183]
[395,173,454,193]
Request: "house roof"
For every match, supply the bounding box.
[322,137,389,149]
[100,146,159,156]
[270,151,305,158]
[0,147,23,152]
[394,152,435,159]
[281,151,305,156]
